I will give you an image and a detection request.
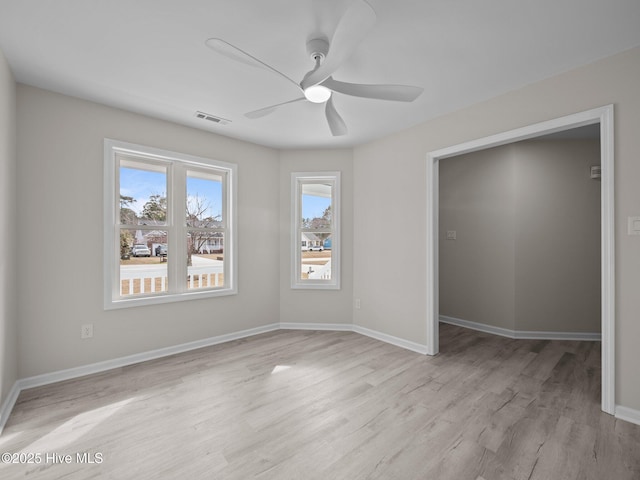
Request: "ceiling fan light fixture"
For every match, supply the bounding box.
[304,85,332,103]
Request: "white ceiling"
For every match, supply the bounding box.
[1,0,639,149]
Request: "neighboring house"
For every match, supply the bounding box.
[144,228,167,250]
[142,231,224,254]
[187,217,224,253]
[301,232,325,251]
[191,235,223,254]
[129,219,224,255]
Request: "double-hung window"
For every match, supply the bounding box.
[291,172,340,289]
[104,139,237,309]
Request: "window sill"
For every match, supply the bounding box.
[290,283,341,291]
[105,287,237,310]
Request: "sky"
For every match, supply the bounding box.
[302,193,331,220]
[119,167,165,215]
[121,165,326,221]
[120,167,222,219]
[187,176,222,220]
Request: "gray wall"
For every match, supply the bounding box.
[514,139,601,332]
[439,139,601,333]
[279,149,354,325]
[439,145,516,330]
[16,85,283,378]
[353,46,640,410]
[0,49,17,413]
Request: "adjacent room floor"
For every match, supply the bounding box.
[1,324,639,479]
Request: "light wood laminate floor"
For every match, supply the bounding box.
[1,324,639,479]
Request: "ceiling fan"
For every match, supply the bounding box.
[205,0,423,136]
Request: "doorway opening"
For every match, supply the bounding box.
[425,105,615,414]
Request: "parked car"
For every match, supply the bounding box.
[309,245,324,251]
[131,244,151,257]
[155,244,167,257]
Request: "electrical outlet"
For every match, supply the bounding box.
[81,324,93,339]
[355,298,361,309]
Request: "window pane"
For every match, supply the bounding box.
[107,140,237,308]
[301,182,332,230]
[187,232,224,290]
[301,233,332,280]
[119,161,167,226]
[293,174,339,289]
[119,229,168,296]
[187,171,223,228]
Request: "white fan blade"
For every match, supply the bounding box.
[325,97,347,136]
[322,77,423,102]
[300,0,376,90]
[206,38,301,91]
[245,97,306,119]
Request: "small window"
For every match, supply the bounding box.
[291,172,340,289]
[104,139,237,309]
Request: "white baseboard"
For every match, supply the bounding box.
[439,315,601,341]
[0,381,21,435]
[18,323,280,391]
[0,321,428,435]
[279,322,352,331]
[1,324,275,434]
[280,322,429,355]
[615,405,640,426]
[352,325,430,355]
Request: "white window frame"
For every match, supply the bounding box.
[291,172,340,290]
[104,139,237,309]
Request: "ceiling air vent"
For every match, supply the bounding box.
[195,111,231,126]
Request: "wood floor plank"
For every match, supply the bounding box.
[0,325,639,480]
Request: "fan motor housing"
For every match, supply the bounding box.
[306,38,329,61]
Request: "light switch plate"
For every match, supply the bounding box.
[628,217,640,236]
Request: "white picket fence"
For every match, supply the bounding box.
[120,264,224,295]
[302,259,332,280]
